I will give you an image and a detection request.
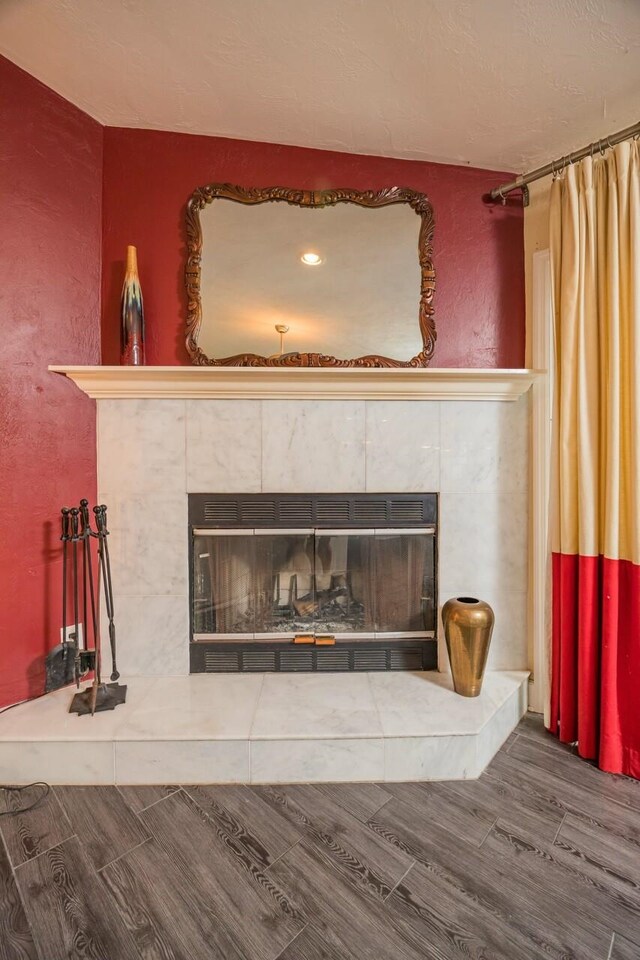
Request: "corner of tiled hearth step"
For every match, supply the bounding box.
[0,670,528,786]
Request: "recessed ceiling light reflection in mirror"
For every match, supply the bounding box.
[300,252,323,266]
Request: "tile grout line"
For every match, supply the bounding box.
[0,818,14,873]
[363,399,368,490]
[116,784,182,815]
[96,401,101,501]
[272,922,310,960]
[135,787,184,813]
[96,835,152,874]
[478,816,499,849]
[0,823,41,956]
[248,674,266,743]
[382,858,416,903]
[42,785,77,846]
[551,813,566,846]
[364,672,387,781]
[505,732,521,754]
[182,398,187,493]
[367,793,394,822]
[13,834,79,870]
[259,398,264,493]
[264,836,304,875]
[114,783,128,808]
[248,738,255,784]
[365,670,385,737]
[248,672,264,783]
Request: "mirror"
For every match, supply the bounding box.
[185,185,435,367]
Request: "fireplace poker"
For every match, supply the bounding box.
[84,503,103,716]
[69,507,81,686]
[95,504,119,682]
[80,500,100,686]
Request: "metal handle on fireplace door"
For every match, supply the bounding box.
[375,527,435,536]
[192,526,436,537]
[310,527,436,537]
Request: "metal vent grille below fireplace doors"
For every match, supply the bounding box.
[198,644,428,674]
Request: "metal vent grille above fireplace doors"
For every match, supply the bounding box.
[189,493,438,674]
[194,494,436,529]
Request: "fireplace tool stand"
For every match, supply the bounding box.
[65,501,127,716]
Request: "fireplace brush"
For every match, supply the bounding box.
[45,509,76,693]
[47,500,127,715]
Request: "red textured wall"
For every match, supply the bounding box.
[0,57,103,708]
[102,129,524,366]
[0,61,524,707]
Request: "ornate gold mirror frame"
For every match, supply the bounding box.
[185,184,436,367]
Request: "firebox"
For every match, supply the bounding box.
[189,493,437,672]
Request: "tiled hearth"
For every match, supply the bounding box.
[0,670,527,784]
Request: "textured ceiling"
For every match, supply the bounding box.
[1,0,639,171]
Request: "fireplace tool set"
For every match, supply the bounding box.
[55,500,126,715]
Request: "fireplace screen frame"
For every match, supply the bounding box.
[188,493,438,673]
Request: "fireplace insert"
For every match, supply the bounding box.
[189,493,437,672]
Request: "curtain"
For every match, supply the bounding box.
[208,537,254,634]
[549,140,640,778]
[375,536,427,632]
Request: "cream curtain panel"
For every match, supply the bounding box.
[549,140,640,776]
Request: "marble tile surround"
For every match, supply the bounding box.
[97,395,529,676]
[0,671,528,784]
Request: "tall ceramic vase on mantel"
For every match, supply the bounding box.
[442,596,494,697]
[121,244,145,365]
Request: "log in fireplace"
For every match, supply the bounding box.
[189,493,437,672]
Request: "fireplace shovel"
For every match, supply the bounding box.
[45,508,76,692]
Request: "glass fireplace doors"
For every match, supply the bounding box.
[192,528,435,641]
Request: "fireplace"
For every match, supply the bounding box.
[189,493,437,672]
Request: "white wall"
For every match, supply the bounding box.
[524,176,552,365]
[524,175,553,713]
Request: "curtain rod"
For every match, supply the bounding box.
[486,120,640,205]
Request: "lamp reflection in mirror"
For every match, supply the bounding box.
[269,323,290,359]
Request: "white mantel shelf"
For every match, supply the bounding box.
[49,365,541,401]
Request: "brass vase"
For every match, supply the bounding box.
[442,596,494,697]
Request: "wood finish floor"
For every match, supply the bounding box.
[1,714,639,960]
